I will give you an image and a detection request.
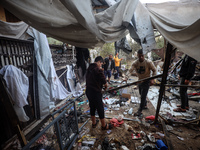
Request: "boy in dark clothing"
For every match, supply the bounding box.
[86,56,112,130]
[103,54,115,84]
[173,55,197,112]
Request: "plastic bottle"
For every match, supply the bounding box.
[128,108,133,115]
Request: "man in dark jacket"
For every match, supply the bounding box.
[173,55,197,112]
[103,54,115,83]
[86,56,112,130]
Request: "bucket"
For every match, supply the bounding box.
[156,140,168,150]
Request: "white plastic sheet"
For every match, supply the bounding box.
[0,0,138,48]
[146,1,200,61]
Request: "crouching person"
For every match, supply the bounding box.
[86,56,112,130]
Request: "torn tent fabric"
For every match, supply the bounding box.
[1,0,200,59]
[146,1,200,61]
[0,0,138,48]
[115,37,132,54]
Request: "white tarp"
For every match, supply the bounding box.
[27,28,70,118]
[49,59,70,101]
[0,0,138,48]
[146,1,200,61]
[1,0,200,59]
[134,1,156,53]
[0,20,29,39]
[27,28,52,118]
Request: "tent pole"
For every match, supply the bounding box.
[154,42,173,123]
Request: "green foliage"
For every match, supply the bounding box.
[155,32,164,49]
[151,51,161,61]
[99,43,115,58]
[47,37,63,45]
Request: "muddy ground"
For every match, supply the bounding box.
[73,76,200,150]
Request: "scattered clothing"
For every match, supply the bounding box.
[0,65,29,108]
[110,118,124,127]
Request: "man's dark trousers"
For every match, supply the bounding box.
[138,80,149,111]
[180,77,188,109]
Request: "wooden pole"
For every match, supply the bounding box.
[154,43,173,123]
[106,74,163,92]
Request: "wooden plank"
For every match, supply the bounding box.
[165,84,200,88]
[161,119,174,150]
[0,76,27,146]
[16,125,27,146]
[0,5,6,21]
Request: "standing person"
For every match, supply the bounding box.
[103,54,115,84]
[126,49,156,116]
[173,55,197,112]
[113,52,123,79]
[86,56,112,130]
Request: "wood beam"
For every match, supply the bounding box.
[154,43,173,123]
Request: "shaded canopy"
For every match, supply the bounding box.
[147,1,200,61]
[0,0,137,48]
[0,0,200,61]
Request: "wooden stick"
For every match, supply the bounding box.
[184,118,200,125]
[106,74,163,92]
[165,84,200,88]
[158,114,169,124]
[161,119,174,150]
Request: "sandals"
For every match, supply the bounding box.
[92,119,99,128]
[176,104,189,110]
[173,107,186,112]
[101,123,112,130]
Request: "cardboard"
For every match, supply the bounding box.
[122,93,131,99]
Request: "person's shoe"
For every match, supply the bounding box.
[176,104,189,110]
[173,107,186,112]
[101,123,113,130]
[134,111,142,116]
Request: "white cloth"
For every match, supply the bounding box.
[0,65,29,108]
[67,65,83,97]
[0,65,30,122]
[0,0,138,48]
[49,59,70,101]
